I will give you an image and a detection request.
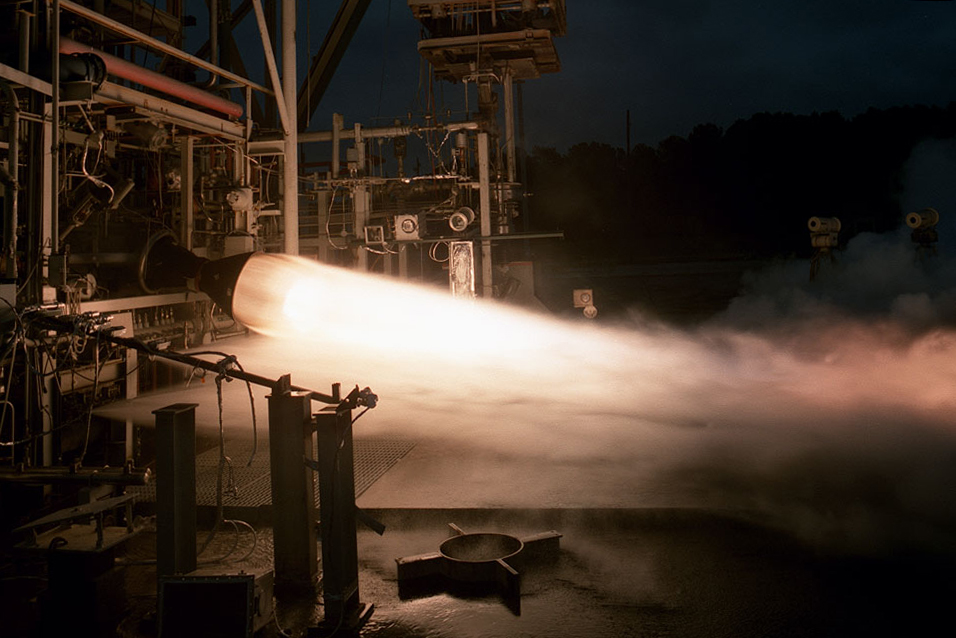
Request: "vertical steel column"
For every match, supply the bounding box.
[316,189,329,263]
[503,71,516,184]
[332,112,343,178]
[39,350,54,467]
[2,81,19,279]
[268,376,317,591]
[50,0,59,255]
[154,403,197,578]
[179,136,194,250]
[353,183,368,271]
[478,131,493,298]
[315,405,362,625]
[281,0,298,255]
[115,311,137,462]
[264,0,277,127]
[398,246,408,279]
[41,104,54,303]
[17,10,30,72]
[353,123,368,270]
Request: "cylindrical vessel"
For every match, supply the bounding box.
[808,216,841,233]
[906,208,939,229]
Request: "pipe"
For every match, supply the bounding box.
[0,465,150,486]
[1,81,19,279]
[17,9,30,73]
[202,0,219,88]
[58,0,273,97]
[33,310,342,404]
[59,37,243,118]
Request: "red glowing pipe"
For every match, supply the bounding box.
[59,37,244,119]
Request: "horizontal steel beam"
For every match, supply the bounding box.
[298,120,479,143]
[96,82,247,139]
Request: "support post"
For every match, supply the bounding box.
[281,0,298,255]
[503,71,516,184]
[50,0,59,254]
[314,404,367,629]
[316,189,329,263]
[268,376,317,591]
[154,403,197,578]
[179,136,194,250]
[41,103,54,303]
[353,183,368,271]
[331,112,343,178]
[478,131,493,298]
[398,245,408,279]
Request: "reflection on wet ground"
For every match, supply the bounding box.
[105,508,955,638]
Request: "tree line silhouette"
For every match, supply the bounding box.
[525,103,956,264]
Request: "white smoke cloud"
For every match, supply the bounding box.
[109,138,956,557]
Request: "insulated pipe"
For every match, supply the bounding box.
[58,0,273,97]
[1,81,19,278]
[59,37,243,118]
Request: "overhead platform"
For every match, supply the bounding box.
[418,29,561,81]
[410,0,565,81]
[408,0,567,37]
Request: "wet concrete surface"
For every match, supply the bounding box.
[102,508,956,638]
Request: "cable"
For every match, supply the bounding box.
[325,186,350,250]
[198,519,240,565]
[428,241,450,263]
[195,350,260,558]
[228,518,259,562]
[273,610,292,638]
[80,136,115,203]
[0,298,22,459]
[197,372,231,558]
[188,350,258,466]
[15,237,49,297]
[78,329,110,466]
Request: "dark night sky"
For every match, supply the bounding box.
[296,0,956,151]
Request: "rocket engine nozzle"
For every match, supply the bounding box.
[138,231,255,318]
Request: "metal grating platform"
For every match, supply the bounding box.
[129,437,415,510]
